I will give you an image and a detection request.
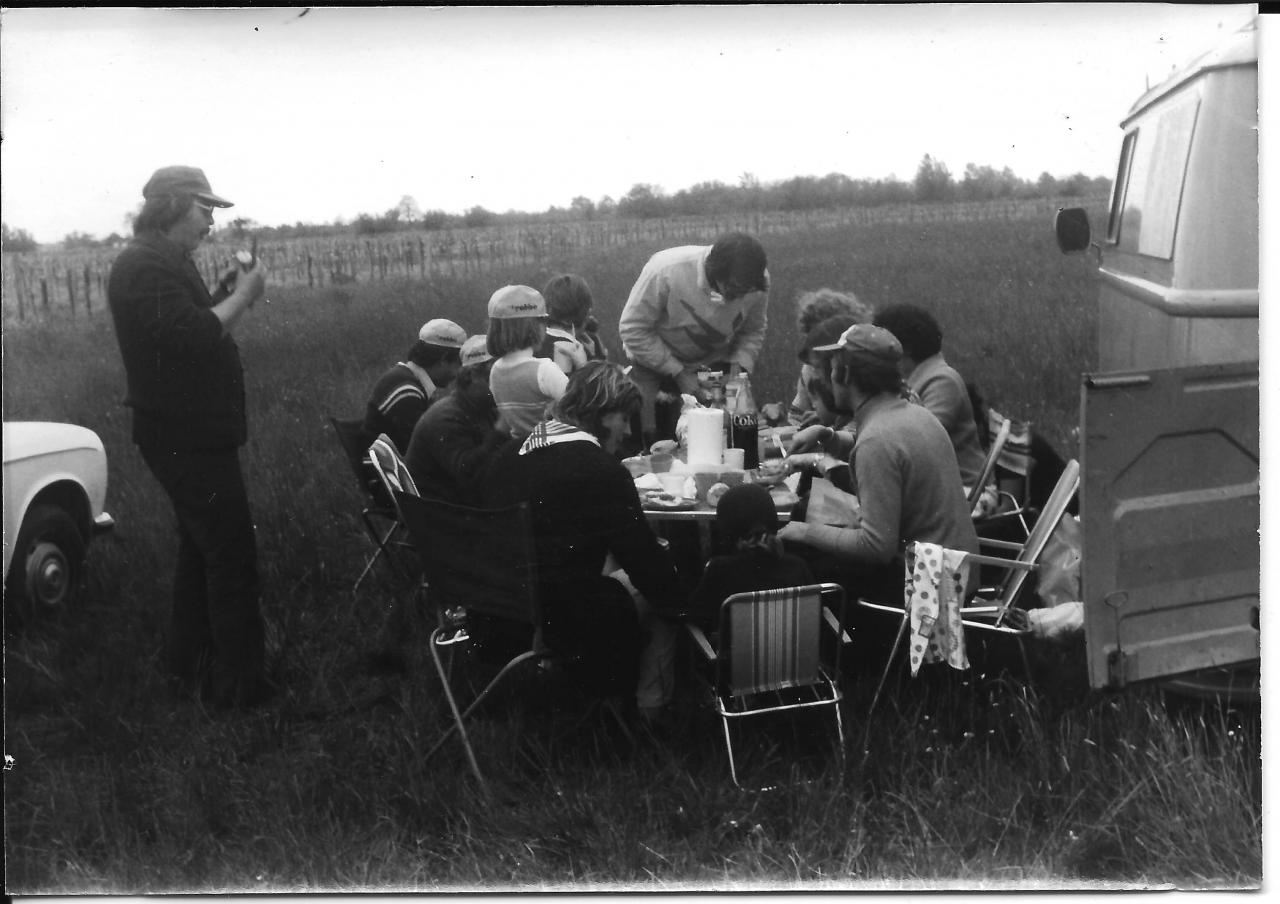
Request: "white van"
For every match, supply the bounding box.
[1055,18,1258,699]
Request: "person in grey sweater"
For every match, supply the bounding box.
[779,324,979,606]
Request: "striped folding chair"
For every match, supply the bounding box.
[329,416,410,590]
[685,583,850,789]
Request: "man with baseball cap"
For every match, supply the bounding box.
[362,317,467,453]
[108,164,270,708]
[778,323,979,611]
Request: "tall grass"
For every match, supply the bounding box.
[3,216,1257,891]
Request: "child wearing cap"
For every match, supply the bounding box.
[689,483,815,628]
[537,274,592,376]
[362,318,466,453]
[487,285,570,440]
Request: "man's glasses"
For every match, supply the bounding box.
[193,199,216,215]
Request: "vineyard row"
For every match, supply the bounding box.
[1,196,1100,324]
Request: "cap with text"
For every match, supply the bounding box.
[417,318,467,348]
[487,285,548,320]
[460,335,493,367]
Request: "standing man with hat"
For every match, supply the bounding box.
[779,323,979,607]
[362,317,467,453]
[108,165,270,708]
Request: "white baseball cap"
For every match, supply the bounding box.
[417,319,467,348]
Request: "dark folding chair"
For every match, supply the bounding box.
[328,416,410,590]
[395,490,550,797]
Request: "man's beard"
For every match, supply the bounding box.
[813,381,853,418]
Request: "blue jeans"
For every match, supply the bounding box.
[141,446,265,706]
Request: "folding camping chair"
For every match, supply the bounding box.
[684,583,852,789]
[857,459,1081,725]
[395,490,564,798]
[366,432,420,514]
[970,417,1031,539]
[329,416,409,590]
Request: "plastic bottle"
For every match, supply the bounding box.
[730,374,760,469]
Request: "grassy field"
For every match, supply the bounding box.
[2,216,1260,891]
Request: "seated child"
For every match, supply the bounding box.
[690,483,816,628]
[537,273,592,376]
[487,284,570,440]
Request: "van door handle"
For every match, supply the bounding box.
[1085,374,1153,390]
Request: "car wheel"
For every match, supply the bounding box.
[5,503,87,624]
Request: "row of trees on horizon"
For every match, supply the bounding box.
[3,155,1109,253]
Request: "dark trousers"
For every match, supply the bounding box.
[141,446,265,705]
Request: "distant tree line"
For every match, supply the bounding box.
[4,156,1110,250]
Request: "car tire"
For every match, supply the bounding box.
[5,503,87,624]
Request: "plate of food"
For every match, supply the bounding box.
[753,459,789,486]
[640,490,698,511]
[770,489,800,510]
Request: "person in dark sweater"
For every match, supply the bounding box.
[405,335,508,506]
[690,484,816,628]
[362,318,466,453]
[481,362,687,712]
[107,165,269,708]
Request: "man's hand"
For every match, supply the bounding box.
[236,261,267,307]
[674,368,704,402]
[788,424,832,455]
[777,521,809,546]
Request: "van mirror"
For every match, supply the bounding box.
[1055,207,1092,253]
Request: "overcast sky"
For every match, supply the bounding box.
[0,4,1260,244]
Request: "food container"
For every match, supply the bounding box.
[658,473,688,497]
[622,455,651,478]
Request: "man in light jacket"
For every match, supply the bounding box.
[618,232,769,444]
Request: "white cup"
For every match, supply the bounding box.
[658,473,687,497]
[722,448,745,470]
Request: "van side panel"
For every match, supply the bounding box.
[1080,362,1259,690]
[1175,65,1258,293]
[1098,61,1258,374]
[1097,281,1258,371]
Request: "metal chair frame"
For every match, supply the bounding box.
[685,582,851,790]
[857,460,1081,730]
[328,416,410,590]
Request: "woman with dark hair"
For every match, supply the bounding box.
[481,362,687,716]
[873,303,988,498]
[780,324,979,607]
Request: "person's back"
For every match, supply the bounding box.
[854,395,979,563]
[907,352,987,488]
[363,318,466,453]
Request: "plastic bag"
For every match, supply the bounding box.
[1035,513,1081,607]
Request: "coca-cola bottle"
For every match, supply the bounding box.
[730,374,760,469]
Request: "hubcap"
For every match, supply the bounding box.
[25,541,70,608]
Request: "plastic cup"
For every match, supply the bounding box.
[623,456,651,478]
[650,451,673,473]
[722,448,745,470]
[693,471,722,503]
[659,473,686,497]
